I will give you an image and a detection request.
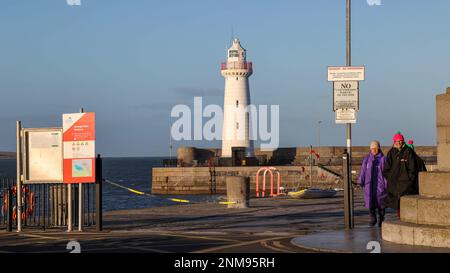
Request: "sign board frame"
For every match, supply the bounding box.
[328,66,365,82]
[63,112,96,184]
[23,128,64,184]
[336,109,356,124]
[333,81,359,111]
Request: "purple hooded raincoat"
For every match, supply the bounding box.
[358,152,388,209]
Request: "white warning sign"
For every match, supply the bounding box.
[333,81,359,111]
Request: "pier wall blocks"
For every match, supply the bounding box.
[382,220,450,248]
[250,146,435,165]
[437,92,450,171]
[436,92,450,127]
[152,163,437,195]
[400,195,450,226]
[419,172,450,198]
[151,166,343,195]
[382,90,450,249]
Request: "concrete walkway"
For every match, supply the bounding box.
[1,189,449,252]
[291,228,450,253]
[0,191,363,252]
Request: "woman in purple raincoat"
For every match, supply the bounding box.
[358,140,388,227]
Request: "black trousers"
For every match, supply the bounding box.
[370,208,386,217]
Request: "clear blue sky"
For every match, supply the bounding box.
[1,0,449,157]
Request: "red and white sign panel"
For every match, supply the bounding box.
[328,66,365,82]
[63,112,95,183]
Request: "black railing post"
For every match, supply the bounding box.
[343,151,354,229]
[7,189,13,232]
[95,154,103,231]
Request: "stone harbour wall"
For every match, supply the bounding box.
[152,166,343,195]
[155,146,436,195]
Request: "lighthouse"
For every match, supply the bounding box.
[221,38,254,158]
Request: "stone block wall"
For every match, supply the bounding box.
[152,165,343,195]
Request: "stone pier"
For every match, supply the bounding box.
[382,87,450,248]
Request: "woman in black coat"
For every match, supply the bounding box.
[382,132,418,216]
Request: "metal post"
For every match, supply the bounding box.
[346,0,352,163]
[309,145,313,188]
[318,121,322,148]
[78,183,83,231]
[16,121,22,232]
[347,0,351,67]
[169,115,173,165]
[343,152,354,229]
[346,0,352,164]
[42,184,46,229]
[7,189,13,232]
[95,154,102,231]
[78,108,84,231]
[345,0,354,230]
[67,184,72,231]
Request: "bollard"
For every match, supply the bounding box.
[226,176,250,209]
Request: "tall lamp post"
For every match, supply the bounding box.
[169,115,173,165]
[318,120,322,149]
[345,0,354,230]
[346,0,352,165]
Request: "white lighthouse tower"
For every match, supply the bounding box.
[221,38,254,158]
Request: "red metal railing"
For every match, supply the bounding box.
[221,61,252,70]
[255,167,281,198]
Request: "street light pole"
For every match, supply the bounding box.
[309,145,313,188]
[345,0,354,229]
[347,0,351,68]
[346,0,353,162]
[346,0,352,159]
[169,115,173,165]
[318,121,322,148]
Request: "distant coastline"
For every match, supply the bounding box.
[0,152,15,159]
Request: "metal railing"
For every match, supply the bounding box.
[1,178,15,231]
[1,177,98,230]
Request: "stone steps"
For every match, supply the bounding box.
[382,220,450,248]
[400,195,450,226]
[419,172,450,198]
[382,89,450,249]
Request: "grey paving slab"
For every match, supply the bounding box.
[291,228,450,253]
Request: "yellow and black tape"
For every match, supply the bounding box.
[169,198,190,203]
[104,179,237,205]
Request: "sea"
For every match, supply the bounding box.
[0,157,223,212]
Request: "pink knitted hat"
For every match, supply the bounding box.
[393,132,404,143]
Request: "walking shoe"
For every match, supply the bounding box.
[378,209,386,228]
